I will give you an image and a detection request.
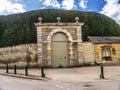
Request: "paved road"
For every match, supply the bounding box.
[0,75,120,90]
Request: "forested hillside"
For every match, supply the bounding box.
[0,9,120,47]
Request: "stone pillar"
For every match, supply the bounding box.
[77,27,83,64]
[37,27,43,65]
[47,42,52,65]
[69,42,74,65]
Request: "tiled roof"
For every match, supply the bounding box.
[88,36,120,43]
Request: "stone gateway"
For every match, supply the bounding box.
[35,17,84,67]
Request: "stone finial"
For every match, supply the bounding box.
[75,17,79,23]
[38,17,42,23]
[57,17,61,23]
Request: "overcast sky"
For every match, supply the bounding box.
[0,0,120,24]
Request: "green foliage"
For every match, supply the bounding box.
[0,9,120,47]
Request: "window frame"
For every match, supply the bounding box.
[102,47,111,57]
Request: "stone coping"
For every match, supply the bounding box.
[34,23,84,26]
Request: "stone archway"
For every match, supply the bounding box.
[47,28,73,66]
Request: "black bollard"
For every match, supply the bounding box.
[41,65,45,77]
[6,64,9,73]
[100,64,104,79]
[25,64,28,76]
[14,64,17,74]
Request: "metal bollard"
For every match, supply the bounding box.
[41,65,45,77]
[25,64,28,76]
[14,64,17,74]
[6,64,9,73]
[100,64,104,79]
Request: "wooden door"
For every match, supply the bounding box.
[52,32,69,67]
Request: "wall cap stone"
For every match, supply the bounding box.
[34,23,84,26]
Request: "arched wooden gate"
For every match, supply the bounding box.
[51,32,69,67]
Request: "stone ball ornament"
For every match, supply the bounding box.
[57,17,61,23]
[75,17,79,23]
[38,17,43,23]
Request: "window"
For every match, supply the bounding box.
[102,47,111,57]
[101,46,112,61]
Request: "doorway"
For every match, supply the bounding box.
[51,32,69,67]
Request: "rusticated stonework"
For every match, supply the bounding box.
[35,20,84,67]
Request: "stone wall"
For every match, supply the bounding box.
[1,42,120,68]
[0,44,37,68]
[82,42,95,65]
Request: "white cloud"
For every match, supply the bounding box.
[62,0,75,10]
[0,0,25,15]
[79,0,88,9]
[43,0,60,8]
[101,0,120,24]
